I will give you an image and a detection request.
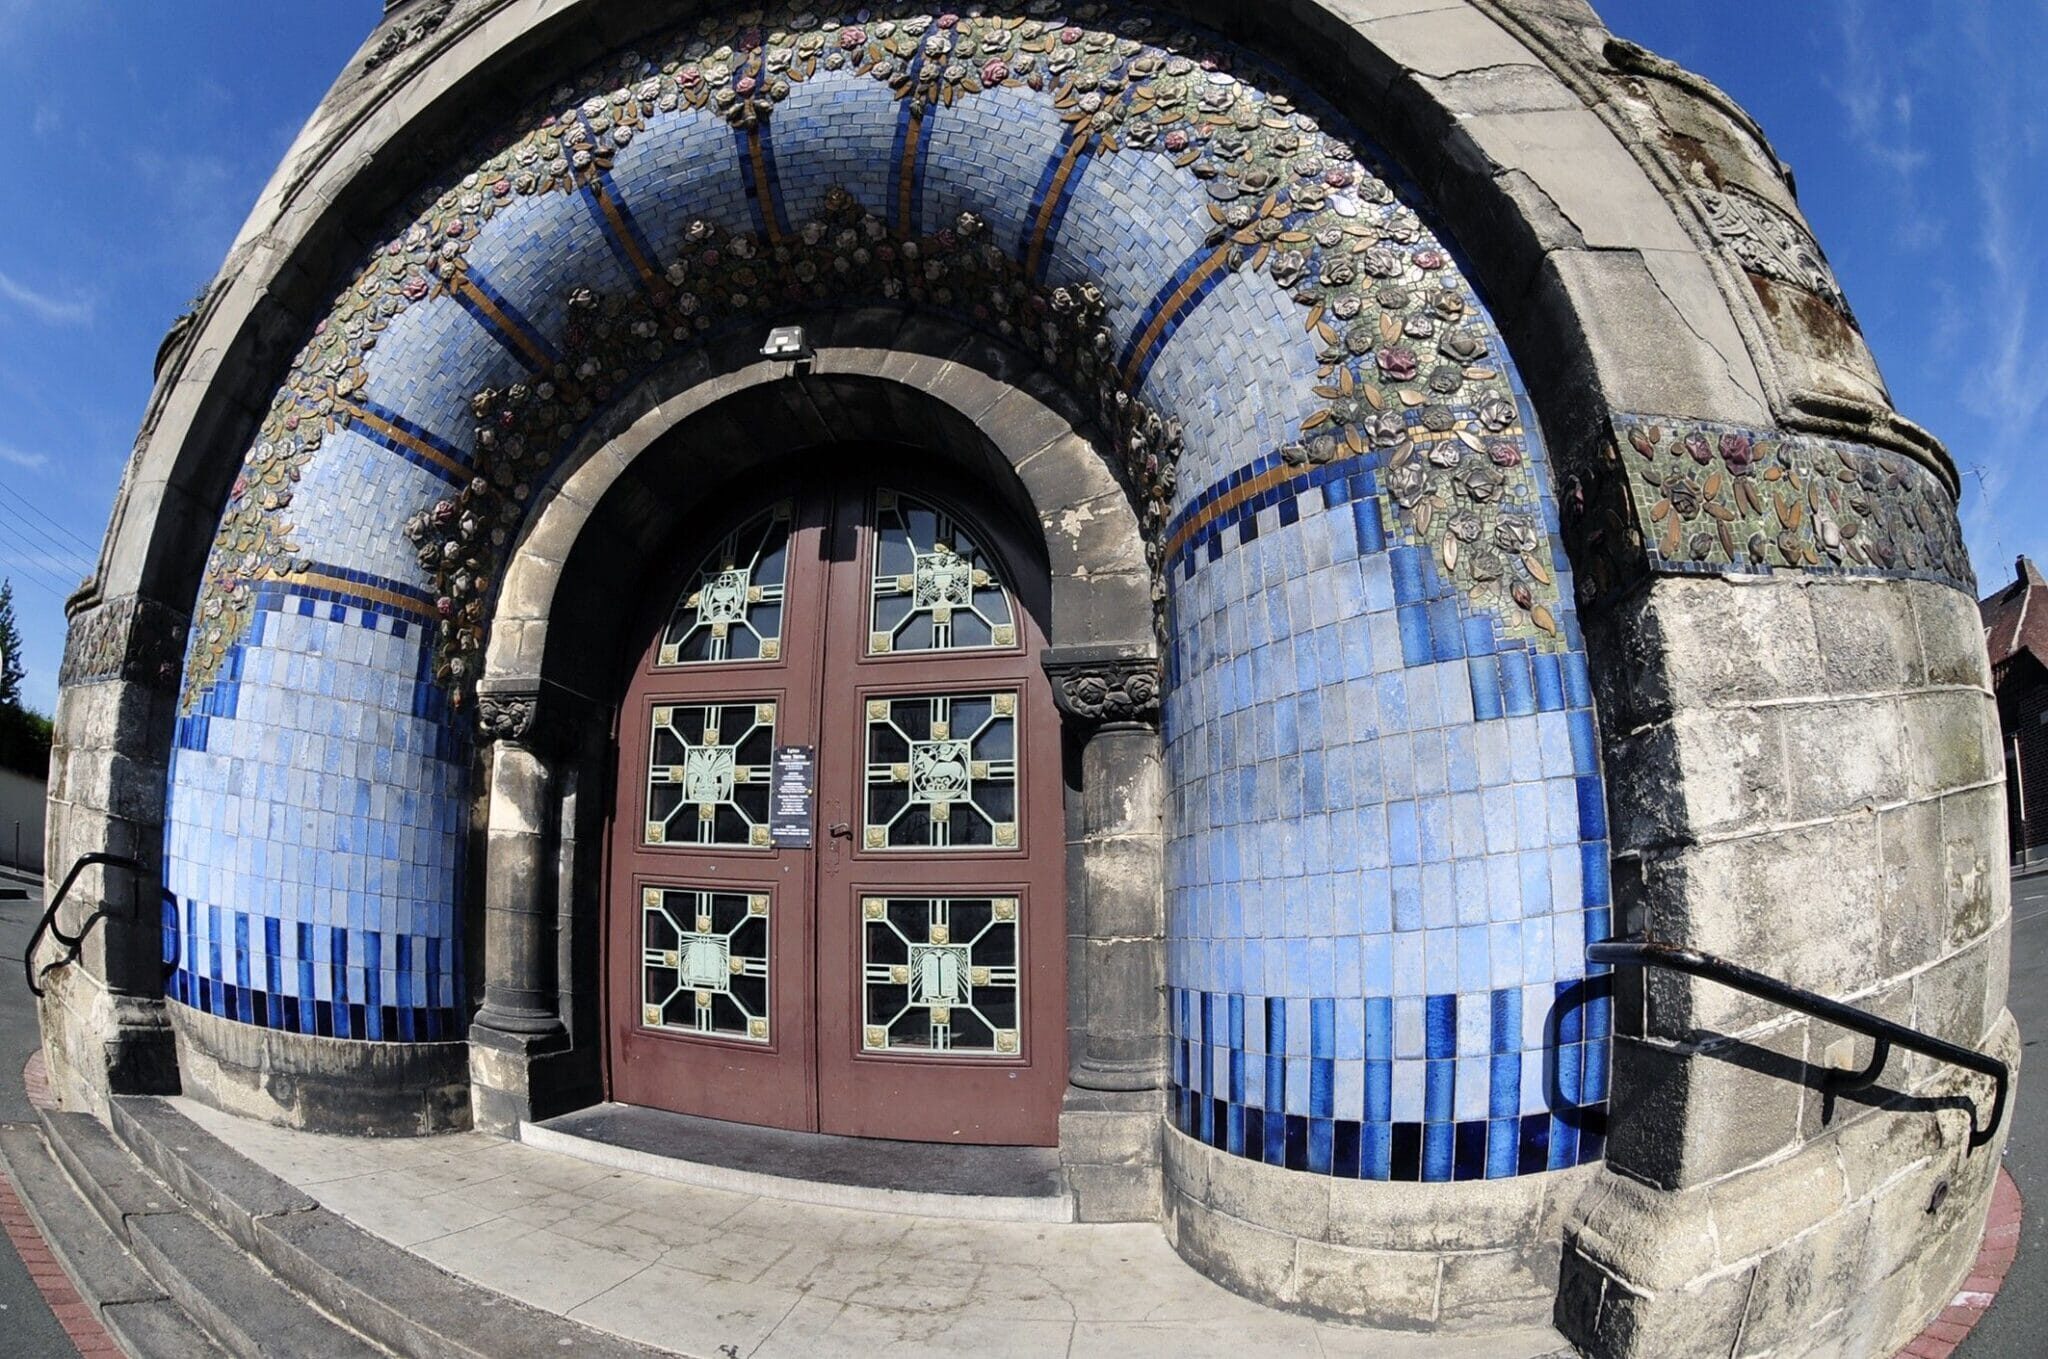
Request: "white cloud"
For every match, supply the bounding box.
[1825,1,1937,246]
[0,441,49,471]
[0,271,94,327]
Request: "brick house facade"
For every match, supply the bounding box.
[1983,556,2048,865]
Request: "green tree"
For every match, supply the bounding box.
[0,578,22,707]
[0,580,52,779]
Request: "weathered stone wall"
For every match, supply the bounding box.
[1561,573,2011,1357]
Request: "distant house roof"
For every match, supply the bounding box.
[1981,556,2048,669]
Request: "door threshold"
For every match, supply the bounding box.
[521,1103,1076,1223]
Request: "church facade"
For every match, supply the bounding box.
[37,2,2010,1354]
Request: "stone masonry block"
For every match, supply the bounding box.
[1606,1025,1807,1190]
[1530,247,1775,430]
[1448,111,1696,254]
[1805,579,1927,694]
[1649,820,1884,1028]
[1418,64,1585,120]
[1910,581,1995,690]
[1899,688,2001,799]
[1564,1170,1717,1294]
[1436,1245,1556,1329]
[1351,6,1540,79]
[1731,1200,1872,1358]
[1581,1258,1751,1359]
[1940,782,2007,951]
[1704,1136,1850,1267]
[1777,696,1910,820]
[1643,576,1823,711]
[1325,1169,1547,1253]
[1196,1136,1332,1241]
[1167,1185,1299,1306]
[1875,795,1947,977]
[1292,1236,1447,1327]
[1910,936,1991,1053]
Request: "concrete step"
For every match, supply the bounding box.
[106,1096,666,1359]
[28,1107,394,1356]
[128,1209,391,1358]
[0,1122,218,1358]
[39,1108,185,1240]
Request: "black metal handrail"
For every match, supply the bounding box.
[22,853,147,999]
[1588,937,2010,1151]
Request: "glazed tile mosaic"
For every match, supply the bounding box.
[167,573,464,1040]
[1561,413,1974,600]
[158,4,1665,1181]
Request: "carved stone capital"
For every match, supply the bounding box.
[473,677,598,751]
[476,693,536,741]
[1042,646,1163,728]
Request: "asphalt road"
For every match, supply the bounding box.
[1958,868,2048,1357]
[0,866,80,1357]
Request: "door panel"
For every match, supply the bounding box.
[606,494,829,1133]
[811,482,1066,1145]
[606,466,1066,1146]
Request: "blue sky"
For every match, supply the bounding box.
[0,2,2039,714]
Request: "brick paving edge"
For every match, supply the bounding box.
[1893,1166,2024,1359]
[0,1168,123,1357]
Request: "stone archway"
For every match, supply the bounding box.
[464,339,1171,1218]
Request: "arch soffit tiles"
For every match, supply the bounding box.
[115,0,1716,624]
[166,3,1613,721]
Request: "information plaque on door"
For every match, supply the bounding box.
[769,745,815,847]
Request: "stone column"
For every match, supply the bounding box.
[1044,645,1168,1221]
[468,681,579,1134]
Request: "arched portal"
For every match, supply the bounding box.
[42,3,2004,1351]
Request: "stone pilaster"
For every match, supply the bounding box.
[1043,645,1168,1221]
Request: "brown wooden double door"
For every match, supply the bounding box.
[607,469,1066,1145]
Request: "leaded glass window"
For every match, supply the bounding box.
[642,885,770,1041]
[861,896,1019,1055]
[645,701,776,846]
[863,692,1017,849]
[868,490,1017,654]
[659,502,791,665]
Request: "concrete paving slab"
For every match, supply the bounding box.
[171,1096,1572,1358]
[566,1258,803,1356]
[412,1217,651,1315]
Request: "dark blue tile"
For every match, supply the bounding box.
[1422,1121,1455,1181]
[1391,1122,1422,1181]
[1453,1120,1487,1180]
[1425,994,1458,1058]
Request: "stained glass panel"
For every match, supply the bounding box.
[659,502,791,665]
[642,885,771,1041]
[861,896,1020,1055]
[645,701,776,847]
[863,692,1018,849]
[868,490,1017,654]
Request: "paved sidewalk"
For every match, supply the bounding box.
[172,1099,1568,1358]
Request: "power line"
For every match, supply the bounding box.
[0,499,96,580]
[0,561,80,610]
[0,477,101,559]
[0,537,85,597]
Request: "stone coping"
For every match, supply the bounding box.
[170,1096,1573,1357]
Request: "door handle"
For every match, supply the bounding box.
[828,822,852,839]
